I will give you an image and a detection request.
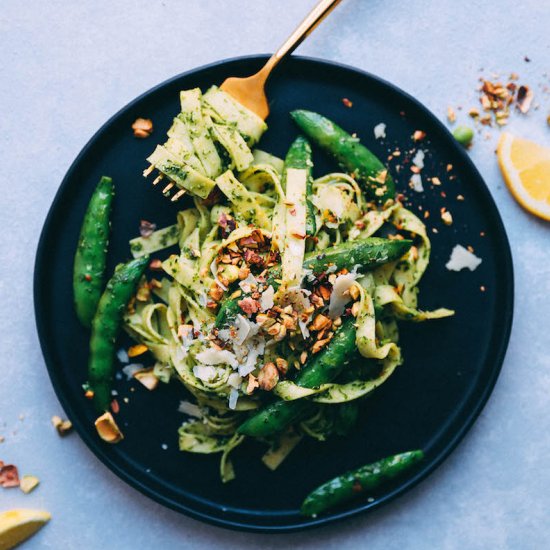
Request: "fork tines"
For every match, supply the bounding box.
[143,164,186,202]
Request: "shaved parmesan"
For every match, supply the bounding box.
[238,336,265,376]
[239,363,256,377]
[328,273,357,319]
[301,268,316,284]
[239,273,257,294]
[178,400,202,418]
[299,319,310,339]
[260,285,275,311]
[374,123,386,139]
[227,372,242,388]
[234,314,259,345]
[193,364,219,382]
[181,329,195,352]
[122,363,144,380]
[445,245,482,271]
[217,329,231,342]
[412,149,425,169]
[312,185,346,219]
[228,388,239,410]
[411,174,424,193]
[196,348,238,368]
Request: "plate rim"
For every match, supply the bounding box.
[33,54,514,533]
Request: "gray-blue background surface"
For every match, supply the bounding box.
[1,1,549,548]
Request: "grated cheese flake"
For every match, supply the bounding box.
[259,285,275,312]
[374,123,387,139]
[410,174,424,193]
[445,245,482,271]
[178,401,202,418]
[412,149,425,169]
[196,347,238,368]
[116,348,129,364]
[228,389,239,410]
[328,273,358,319]
[122,363,144,380]
[193,364,220,382]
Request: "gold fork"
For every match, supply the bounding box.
[149,0,343,200]
[220,0,343,120]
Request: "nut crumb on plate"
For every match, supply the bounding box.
[132,117,153,138]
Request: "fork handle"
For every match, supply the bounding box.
[259,0,343,80]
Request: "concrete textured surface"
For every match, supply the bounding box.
[1,1,549,548]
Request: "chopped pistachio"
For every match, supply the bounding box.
[94,412,124,444]
[19,475,40,494]
[134,369,159,391]
[128,344,148,358]
[51,415,73,436]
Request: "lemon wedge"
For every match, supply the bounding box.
[497,132,550,221]
[0,509,51,550]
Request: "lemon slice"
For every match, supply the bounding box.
[497,132,550,221]
[0,509,51,550]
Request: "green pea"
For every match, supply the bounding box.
[452,125,474,147]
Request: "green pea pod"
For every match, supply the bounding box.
[88,256,149,412]
[290,110,395,203]
[215,238,412,329]
[73,176,115,327]
[284,136,316,236]
[237,317,357,437]
[301,238,411,279]
[301,450,425,516]
[239,399,313,438]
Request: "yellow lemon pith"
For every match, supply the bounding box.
[0,509,51,550]
[497,132,550,221]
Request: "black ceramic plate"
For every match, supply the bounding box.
[34,56,513,532]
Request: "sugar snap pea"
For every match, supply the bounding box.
[215,238,412,328]
[237,317,357,437]
[284,135,316,236]
[301,238,412,277]
[301,449,425,516]
[73,176,115,327]
[290,110,395,203]
[88,256,149,412]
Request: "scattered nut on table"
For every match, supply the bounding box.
[20,474,40,494]
[51,415,73,436]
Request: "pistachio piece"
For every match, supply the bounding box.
[51,415,73,436]
[94,412,124,444]
[128,344,148,358]
[133,368,159,391]
[19,475,40,494]
[258,363,279,391]
[132,117,153,138]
